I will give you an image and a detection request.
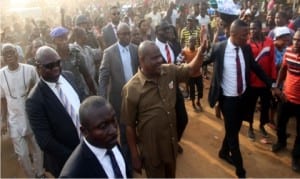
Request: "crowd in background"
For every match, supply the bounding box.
[1,0,300,178]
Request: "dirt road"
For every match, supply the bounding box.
[1,79,300,178]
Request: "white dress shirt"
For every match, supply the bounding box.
[196,14,210,30]
[84,138,126,178]
[155,38,175,64]
[42,75,81,133]
[118,43,133,82]
[221,39,246,96]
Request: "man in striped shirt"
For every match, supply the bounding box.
[180,15,201,48]
[272,29,300,172]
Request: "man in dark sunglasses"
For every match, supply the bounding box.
[26,46,84,177]
[102,6,121,49]
[0,43,44,178]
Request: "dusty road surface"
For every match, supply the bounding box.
[1,79,300,178]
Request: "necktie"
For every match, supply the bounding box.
[107,149,123,178]
[235,48,243,95]
[165,44,172,64]
[56,83,81,139]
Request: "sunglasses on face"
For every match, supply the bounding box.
[42,60,61,69]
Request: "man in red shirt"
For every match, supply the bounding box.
[246,20,277,140]
[272,29,300,172]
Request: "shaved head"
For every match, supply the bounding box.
[35,46,60,65]
[229,19,249,46]
[138,41,157,60]
[230,19,248,35]
[117,22,130,33]
[138,40,163,78]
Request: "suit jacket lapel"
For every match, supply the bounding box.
[128,44,138,74]
[39,80,74,124]
[81,142,108,177]
[109,24,117,42]
[114,44,126,83]
[39,80,62,107]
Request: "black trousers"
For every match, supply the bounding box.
[246,87,272,126]
[276,100,300,158]
[219,94,247,177]
[188,76,203,101]
[176,87,188,141]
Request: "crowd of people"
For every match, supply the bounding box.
[1,0,300,178]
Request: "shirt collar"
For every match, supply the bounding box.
[155,38,168,46]
[83,137,107,160]
[227,38,239,51]
[111,22,118,29]
[137,66,167,86]
[42,75,62,89]
[118,42,129,51]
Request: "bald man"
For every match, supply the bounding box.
[203,19,273,178]
[121,40,206,177]
[98,22,139,173]
[25,46,84,177]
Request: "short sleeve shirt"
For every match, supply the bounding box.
[282,47,300,104]
[121,64,189,165]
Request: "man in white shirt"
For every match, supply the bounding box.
[145,6,162,29]
[204,19,273,178]
[60,96,131,178]
[0,43,44,178]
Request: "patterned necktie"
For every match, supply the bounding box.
[235,48,243,95]
[56,83,81,139]
[107,149,123,178]
[165,44,172,64]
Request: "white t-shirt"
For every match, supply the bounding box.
[145,11,162,29]
[196,14,210,30]
[171,9,179,26]
[0,63,39,138]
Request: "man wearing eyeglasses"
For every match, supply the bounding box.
[102,6,121,49]
[0,43,44,178]
[26,46,84,177]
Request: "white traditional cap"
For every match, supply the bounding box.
[274,26,291,40]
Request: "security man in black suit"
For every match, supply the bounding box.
[60,96,131,178]
[26,46,84,177]
[203,19,273,178]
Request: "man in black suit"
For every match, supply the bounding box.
[60,96,131,178]
[204,19,273,178]
[26,46,84,177]
[102,6,120,49]
[155,21,188,154]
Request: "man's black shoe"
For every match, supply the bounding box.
[272,143,286,152]
[219,152,234,165]
[292,158,300,172]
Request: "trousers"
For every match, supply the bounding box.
[11,133,44,177]
[219,94,247,177]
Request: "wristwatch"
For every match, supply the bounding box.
[271,82,277,88]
